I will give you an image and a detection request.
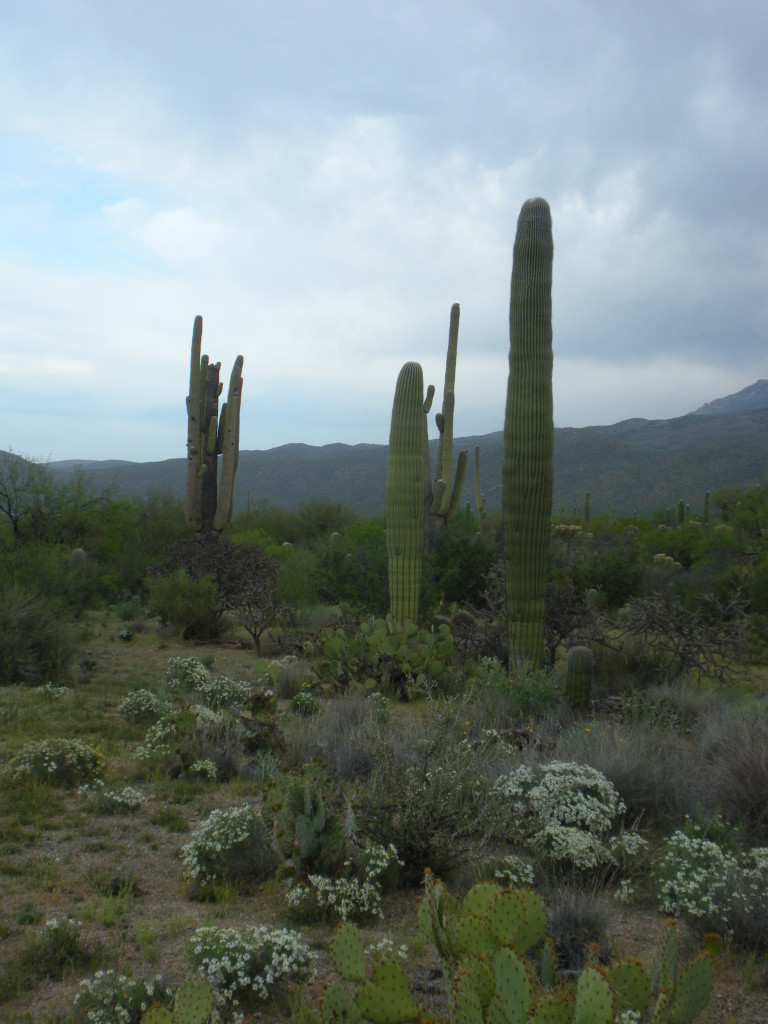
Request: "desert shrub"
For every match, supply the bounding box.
[189,923,315,1009]
[291,690,320,717]
[692,701,768,842]
[545,886,611,971]
[136,705,244,780]
[73,970,172,1024]
[118,688,172,723]
[149,534,278,647]
[316,519,389,615]
[286,842,402,923]
[470,658,562,728]
[193,674,253,711]
[0,915,97,1000]
[355,707,510,883]
[91,785,147,815]
[653,830,768,947]
[491,761,647,884]
[145,568,220,640]
[0,586,75,685]
[281,690,386,780]
[166,655,211,693]
[421,513,498,612]
[181,802,279,891]
[557,721,691,828]
[7,738,104,787]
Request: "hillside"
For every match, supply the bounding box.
[41,402,768,517]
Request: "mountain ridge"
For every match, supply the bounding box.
[18,379,768,517]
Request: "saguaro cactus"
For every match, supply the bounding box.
[503,198,554,669]
[386,362,425,624]
[184,315,244,534]
[427,304,468,533]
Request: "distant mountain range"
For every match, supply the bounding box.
[35,379,768,517]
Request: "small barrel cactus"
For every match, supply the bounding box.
[565,645,594,709]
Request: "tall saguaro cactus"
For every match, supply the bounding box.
[185,315,244,534]
[386,362,425,624]
[503,198,554,669]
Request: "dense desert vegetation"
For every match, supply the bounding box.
[1,443,768,1022]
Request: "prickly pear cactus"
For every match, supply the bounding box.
[140,977,214,1024]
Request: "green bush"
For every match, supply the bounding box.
[0,586,75,685]
[145,569,220,640]
[7,738,104,787]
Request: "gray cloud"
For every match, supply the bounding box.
[0,0,766,459]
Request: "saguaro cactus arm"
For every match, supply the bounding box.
[503,198,554,669]
[185,316,204,531]
[213,355,244,531]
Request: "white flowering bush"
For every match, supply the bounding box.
[493,761,646,879]
[189,924,315,1007]
[73,970,172,1024]
[194,675,253,711]
[189,758,217,780]
[92,785,147,814]
[654,830,768,944]
[134,705,243,778]
[166,656,210,694]
[493,853,536,888]
[118,689,172,723]
[37,682,72,700]
[286,843,403,922]
[7,738,104,787]
[181,802,279,889]
[290,691,320,717]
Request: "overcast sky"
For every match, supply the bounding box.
[1,0,766,462]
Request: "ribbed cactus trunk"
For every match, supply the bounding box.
[386,362,425,624]
[185,315,244,534]
[503,198,554,669]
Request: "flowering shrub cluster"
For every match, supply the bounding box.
[93,785,147,814]
[37,682,72,700]
[493,761,647,878]
[189,924,315,1007]
[73,970,172,1024]
[165,656,211,693]
[181,802,278,888]
[7,738,104,787]
[286,843,403,922]
[654,830,768,943]
[118,689,171,723]
[194,674,253,711]
[290,691,320,717]
[492,852,536,888]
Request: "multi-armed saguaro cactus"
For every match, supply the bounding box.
[185,315,244,534]
[503,198,554,669]
[428,303,468,531]
[386,362,426,624]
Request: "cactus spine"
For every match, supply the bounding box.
[185,315,244,534]
[386,362,425,624]
[503,198,554,669]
